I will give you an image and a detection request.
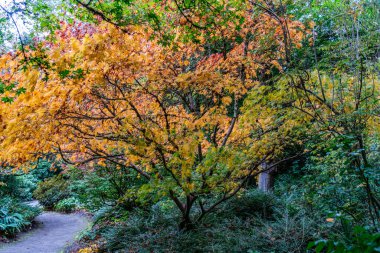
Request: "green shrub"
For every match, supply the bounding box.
[81,183,375,252]
[308,226,380,253]
[0,208,25,236]
[33,166,144,213]
[0,159,60,201]
[0,197,41,237]
[78,188,322,253]
[68,166,145,212]
[0,174,37,201]
[33,174,71,209]
[55,197,80,213]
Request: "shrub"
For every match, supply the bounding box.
[0,208,25,236]
[78,188,323,253]
[0,159,61,201]
[68,166,145,213]
[308,226,380,253]
[55,197,80,213]
[0,197,41,237]
[0,174,37,201]
[34,166,143,213]
[33,174,71,209]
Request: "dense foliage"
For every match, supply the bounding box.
[0,0,378,252]
[36,166,379,252]
[0,159,57,238]
[0,197,40,238]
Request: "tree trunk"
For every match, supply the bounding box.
[179,215,194,231]
[258,163,275,192]
[178,195,196,231]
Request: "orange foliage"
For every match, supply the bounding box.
[0,2,306,224]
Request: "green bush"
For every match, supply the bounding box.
[308,226,380,253]
[33,174,71,210]
[68,166,145,212]
[0,159,60,201]
[0,174,37,201]
[0,197,41,237]
[78,188,323,253]
[33,165,144,213]
[0,208,25,237]
[78,175,377,253]
[55,197,79,213]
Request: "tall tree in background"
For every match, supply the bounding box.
[242,0,380,226]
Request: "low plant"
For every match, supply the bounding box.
[308,225,380,253]
[33,174,71,210]
[0,158,60,201]
[55,197,80,213]
[77,188,324,253]
[0,197,41,237]
[0,208,25,236]
[68,166,145,213]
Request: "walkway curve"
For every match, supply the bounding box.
[0,205,88,253]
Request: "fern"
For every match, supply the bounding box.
[0,207,27,235]
[0,197,40,237]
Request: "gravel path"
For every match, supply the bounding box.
[0,202,88,253]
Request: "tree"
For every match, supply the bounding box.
[241,0,380,226]
[0,1,305,229]
[0,0,62,103]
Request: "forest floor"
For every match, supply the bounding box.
[0,201,88,253]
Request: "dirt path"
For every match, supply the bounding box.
[0,202,88,253]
